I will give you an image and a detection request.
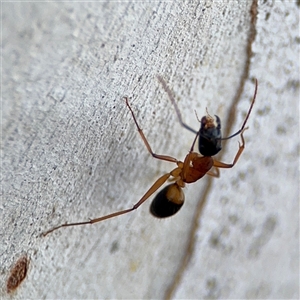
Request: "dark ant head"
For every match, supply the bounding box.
[198,113,222,156]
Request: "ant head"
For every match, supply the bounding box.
[198,112,222,156]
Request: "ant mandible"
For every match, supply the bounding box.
[43,76,258,236]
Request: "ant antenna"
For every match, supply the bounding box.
[220,78,258,141]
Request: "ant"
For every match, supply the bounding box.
[43,76,257,236]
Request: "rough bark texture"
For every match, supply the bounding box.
[1,1,299,299]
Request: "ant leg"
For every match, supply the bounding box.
[125,97,178,163]
[213,129,247,169]
[207,167,220,177]
[157,75,197,134]
[43,168,180,236]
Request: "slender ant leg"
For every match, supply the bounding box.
[157,75,198,134]
[42,171,175,236]
[125,97,178,163]
[213,79,258,167]
[213,128,248,169]
[43,99,181,236]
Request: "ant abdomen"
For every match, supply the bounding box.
[150,183,185,218]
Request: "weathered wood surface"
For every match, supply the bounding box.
[1,1,298,298]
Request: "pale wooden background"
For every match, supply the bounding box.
[1,1,299,299]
